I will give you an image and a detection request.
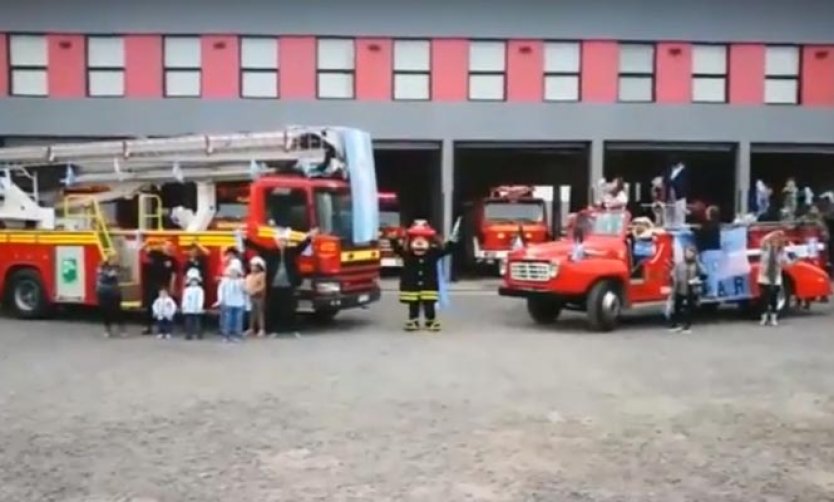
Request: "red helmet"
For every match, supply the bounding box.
[406,220,437,238]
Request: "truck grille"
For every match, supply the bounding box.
[509,261,550,282]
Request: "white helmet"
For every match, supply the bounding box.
[186,268,202,283]
[249,256,266,269]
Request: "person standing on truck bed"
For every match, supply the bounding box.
[141,240,178,335]
[245,227,317,338]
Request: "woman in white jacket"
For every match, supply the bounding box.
[758,231,791,326]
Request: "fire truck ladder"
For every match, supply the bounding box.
[0,127,342,230]
[62,195,116,259]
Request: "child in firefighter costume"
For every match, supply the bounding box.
[392,220,456,332]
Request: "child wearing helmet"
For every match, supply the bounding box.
[392,220,457,332]
[181,267,205,340]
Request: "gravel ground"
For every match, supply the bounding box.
[1,294,833,502]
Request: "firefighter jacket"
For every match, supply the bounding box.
[392,241,454,303]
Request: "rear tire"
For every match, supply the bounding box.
[587,281,621,332]
[5,268,49,319]
[526,297,562,325]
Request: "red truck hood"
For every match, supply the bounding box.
[508,235,623,261]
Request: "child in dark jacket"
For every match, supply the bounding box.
[669,245,705,334]
[392,220,456,332]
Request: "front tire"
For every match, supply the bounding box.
[777,276,794,317]
[587,281,621,332]
[5,268,49,319]
[526,296,562,324]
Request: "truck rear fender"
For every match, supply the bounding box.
[785,261,832,299]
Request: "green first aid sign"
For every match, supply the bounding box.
[61,258,78,283]
[55,247,85,301]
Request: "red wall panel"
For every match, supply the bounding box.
[48,34,85,98]
[431,38,468,101]
[581,41,618,103]
[201,35,239,98]
[279,36,316,100]
[0,34,7,96]
[507,39,543,102]
[125,35,163,98]
[729,44,765,105]
[356,38,392,101]
[801,45,834,107]
[656,42,692,104]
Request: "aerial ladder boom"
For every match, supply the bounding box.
[0,127,346,230]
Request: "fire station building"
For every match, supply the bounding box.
[1,0,834,235]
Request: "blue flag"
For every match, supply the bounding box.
[339,128,379,244]
[436,259,450,310]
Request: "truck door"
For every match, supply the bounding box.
[628,233,672,304]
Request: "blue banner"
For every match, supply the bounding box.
[339,128,379,244]
[672,226,752,301]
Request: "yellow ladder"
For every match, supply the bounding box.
[62,195,115,259]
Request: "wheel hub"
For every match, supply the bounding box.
[14,280,38,312]
[602,291,620,317]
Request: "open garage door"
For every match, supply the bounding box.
[374,141,442,230]
[604,142,737,222]
[453,142,590,276]
[751,144,834,204]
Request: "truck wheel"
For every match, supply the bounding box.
[587,281,621,332]
[310,308,339,324]
[526,297,562,324]
[5,268,49,319]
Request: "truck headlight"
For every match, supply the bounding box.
[315,281,341,294]
[549,262,559,278]
[497,232,505,239]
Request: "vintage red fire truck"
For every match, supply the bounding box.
[378,192,405,268]
[0,127,381,322]
[468,185,552,273]
[499,208,831,332]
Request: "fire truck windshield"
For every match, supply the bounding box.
[265,187,310,230]
[587,211,626,236]
[484,200,544,223]
[314,188,354,243]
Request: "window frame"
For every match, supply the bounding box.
[163,35,202,98]
[543,40,582,102]
[764,44,801,106]
[316,37,356,100]
[467,39,507,102]
[8,33,49,98]
[392,38,431,101]
[86,35,125,98]
[617,42,656,103]
[238,35,279,100]
[691,43,728,104]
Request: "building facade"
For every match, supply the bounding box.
[1,0,834,233]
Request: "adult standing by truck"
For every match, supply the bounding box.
[245,227,318,337]
[141,240,178,335]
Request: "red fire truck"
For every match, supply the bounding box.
[0,127,381,322]
[378,192,405,268]
[468,185,552,273]
[499,208,831,332]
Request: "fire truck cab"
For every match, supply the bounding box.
[499,208,831,332]
[378,192,404,268]
[468,185,552,274]
[0,127,381,322]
